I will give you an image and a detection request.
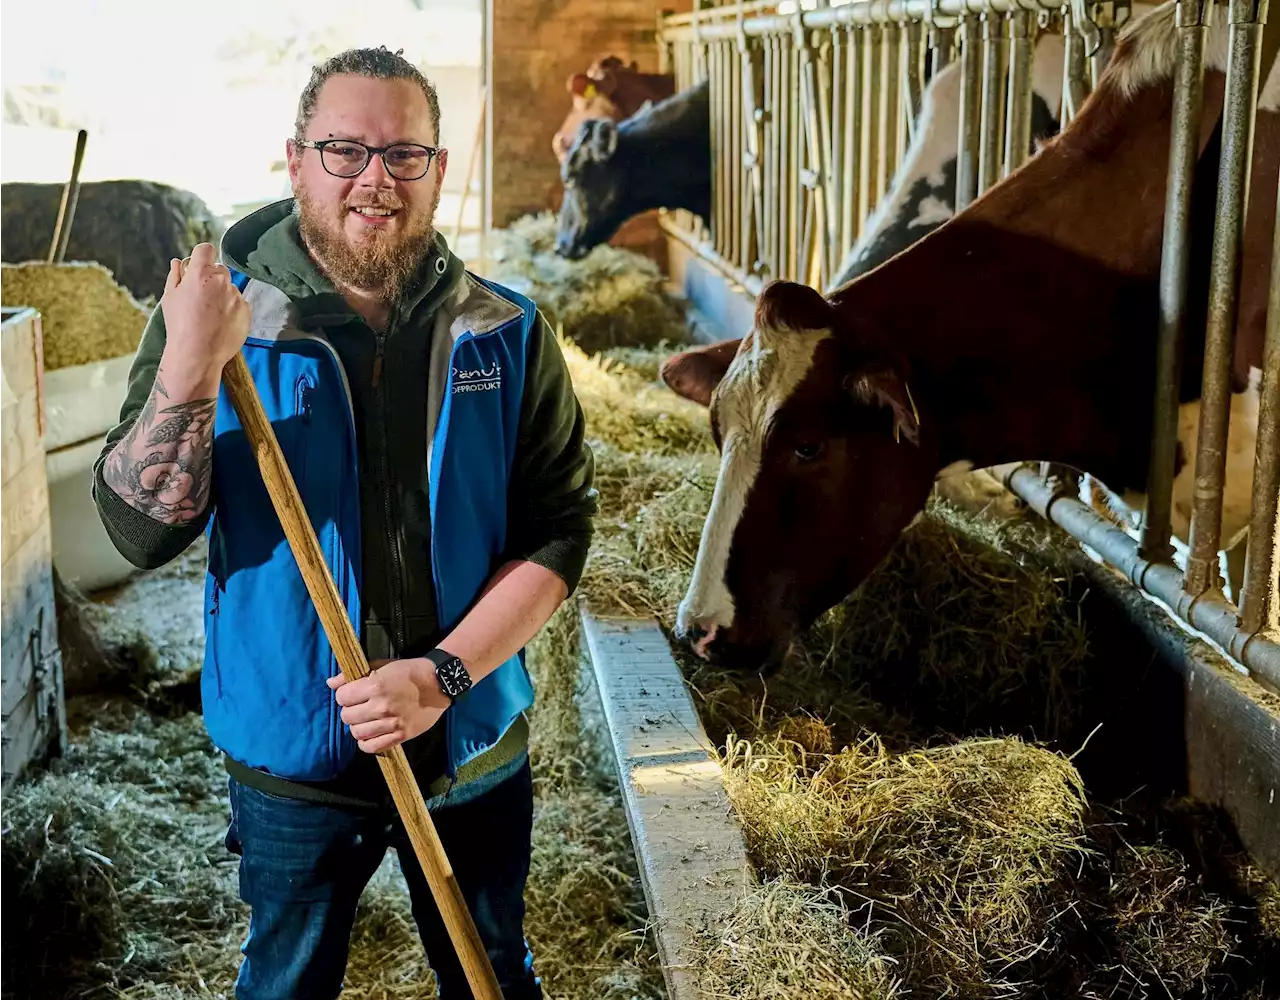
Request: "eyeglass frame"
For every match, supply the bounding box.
[295,138,444,181]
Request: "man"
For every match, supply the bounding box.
[93,47,595,1000]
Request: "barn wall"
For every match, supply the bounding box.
[487,0,690,231]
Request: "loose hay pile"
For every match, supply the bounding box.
[567,337,1280,999]
[1,260,147,369]
[486,214,689,355]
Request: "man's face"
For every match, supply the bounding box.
[288,74,448,298]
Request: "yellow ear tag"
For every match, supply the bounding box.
[582,83,598,99]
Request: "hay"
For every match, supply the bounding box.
[696,879,902,999]
[1,260,147,369]
[487,214,689,354]
[721,730,1090,996]
[563,341,1280,998]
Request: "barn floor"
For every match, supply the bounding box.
[3,555,663,1000]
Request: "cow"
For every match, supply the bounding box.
[659,1,1278,669]
[552,30,1086,272]
[553,56,676,162]
[555,79,712,259]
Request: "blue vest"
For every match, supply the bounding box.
[201,268,537,782]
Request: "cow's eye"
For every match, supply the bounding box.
[794,441,823,462]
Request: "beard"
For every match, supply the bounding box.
[294,180,440,302]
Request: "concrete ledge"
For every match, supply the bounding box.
[579,611,751,1000]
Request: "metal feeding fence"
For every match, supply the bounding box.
[656,0,1280,687]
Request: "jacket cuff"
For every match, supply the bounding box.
[513,524,593,595]
[93,462,208,570]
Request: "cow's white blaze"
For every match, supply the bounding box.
[676,325,831,645]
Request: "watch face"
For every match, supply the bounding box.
[437,658,471,698]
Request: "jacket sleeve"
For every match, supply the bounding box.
[91,304,211,570]
[503,310,598,593]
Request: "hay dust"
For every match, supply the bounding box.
[1,260,147,370]
[566,334,1280,999]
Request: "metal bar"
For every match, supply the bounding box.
[829,27,848,263]
[904,18,926,143]
[956,16,982,210]
[843,25,863,248]
[814,30,840,283]
[660,212,765,297]
[1005,466,1280,688]
[862,26,883,221]
[880,22,902,199]
[660,0,1080,41]
[1240,178,1280,635]
[789,41,803,280]
[1063,13,1092,125]
[742,35,766,278]
[762,36,773,276]
[710,41,724,257]
[1185,0,1267,596]
[1142,0,1210,565]
[978,12,1005,193]
[1003,10,1034,176]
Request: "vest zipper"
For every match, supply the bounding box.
[373,319,407,655]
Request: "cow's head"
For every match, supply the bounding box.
[660,280,940,669]
[552,61,629,162]
[555,118,623,259]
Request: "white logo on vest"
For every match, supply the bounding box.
[452,361,502,394]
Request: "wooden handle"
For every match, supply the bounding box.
[221,352,505,1000]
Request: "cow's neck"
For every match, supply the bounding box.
[614,87,712,219]
[842,73,1226,494]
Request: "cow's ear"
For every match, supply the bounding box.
[842,365,921,445]
[568,72,592,96]
[661,338,741,407]
[588,120,619,161]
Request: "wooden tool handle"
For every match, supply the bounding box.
[221,352,505,1000]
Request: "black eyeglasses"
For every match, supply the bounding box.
[297,139,443,181]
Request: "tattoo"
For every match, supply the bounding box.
[103,369,219,525]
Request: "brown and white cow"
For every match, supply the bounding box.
[552,56,676,162]
[661,3,1278,668]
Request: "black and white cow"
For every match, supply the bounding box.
[555,80,712,259]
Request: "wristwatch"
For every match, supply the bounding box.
[425,648,473,702]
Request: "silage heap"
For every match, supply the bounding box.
[564,332,1280,999]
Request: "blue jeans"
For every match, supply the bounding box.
[224,758,541,1000]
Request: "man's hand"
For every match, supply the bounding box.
[327,658,452,754]
[162,242,252,388]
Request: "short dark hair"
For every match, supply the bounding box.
[294,46,441,143]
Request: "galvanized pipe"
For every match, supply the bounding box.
[1005,466,1280,688]
[1003,10,1034,177]
[1142,0,1210,565]
[978,12,1006,193]
[1240,178,1280,635]
[789,42,804,280]
[880,22,902,199]
[1185,0,1267,596]
[956,16,983,209]
[661,0,1080,41]
[904,19,926,143]
[1062,14,1092,124]
[859,26,880,226]
[844,26,864,247]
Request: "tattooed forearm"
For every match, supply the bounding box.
[103,372,218,524]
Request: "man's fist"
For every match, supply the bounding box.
[160,242,251,383]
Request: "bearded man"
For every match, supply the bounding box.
[94,47,595,1000]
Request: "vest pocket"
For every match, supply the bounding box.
[290,374,316,499]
